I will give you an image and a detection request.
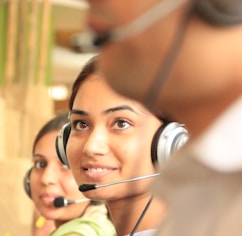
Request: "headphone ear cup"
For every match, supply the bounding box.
[151,122,189,166]
[56,122,71,167]
[194,0,242,25]
[23,167,33,198]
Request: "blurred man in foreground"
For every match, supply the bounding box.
[85,0,242,235]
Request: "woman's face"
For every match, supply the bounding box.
[67,74,161,200]
[30,131,89,221]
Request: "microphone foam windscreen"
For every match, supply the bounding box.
[53,197,65,208]
[79,184,96,192]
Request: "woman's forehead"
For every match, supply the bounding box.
[74,75,149,115]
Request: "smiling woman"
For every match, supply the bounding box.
[23,113,115,236]
[56,56,169,236]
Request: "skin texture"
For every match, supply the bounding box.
[30,131,90,228]
[66,74,165,235]
[85,0,242,137]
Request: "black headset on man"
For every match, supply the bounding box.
[194,0,242,26]
[90,0,242,48]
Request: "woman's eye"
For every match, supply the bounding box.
[72,120,89,131]
[113,119,131,130]
[34,161,46,169]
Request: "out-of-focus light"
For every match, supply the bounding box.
[48,85,69,101]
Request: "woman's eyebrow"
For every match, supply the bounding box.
[103,105,137,114]
[69,109,89,116]
[70,106,138,117]
[33,154,45,159]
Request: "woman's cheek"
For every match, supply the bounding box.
[65,176,78,189]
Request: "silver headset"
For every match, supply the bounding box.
[56,121,189,167]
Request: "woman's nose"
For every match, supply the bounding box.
[82,128,110,158]
[41,164,58,186]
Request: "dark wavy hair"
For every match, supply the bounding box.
[69,56,98,110]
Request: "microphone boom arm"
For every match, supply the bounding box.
[79,173,160,192]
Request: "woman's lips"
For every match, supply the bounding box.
[83,166,116,179]
[40,193,59,204]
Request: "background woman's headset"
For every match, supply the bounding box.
[55,122,189,168]
[23,167,33,198]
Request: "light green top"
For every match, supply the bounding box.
[50,204,115,236]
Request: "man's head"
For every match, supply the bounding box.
[85,0,242,135]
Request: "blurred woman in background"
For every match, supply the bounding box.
[24,113,115,236]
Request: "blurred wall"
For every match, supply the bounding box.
[0,1,54,235]
[0,1,91,235]
[0,158,33,236]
